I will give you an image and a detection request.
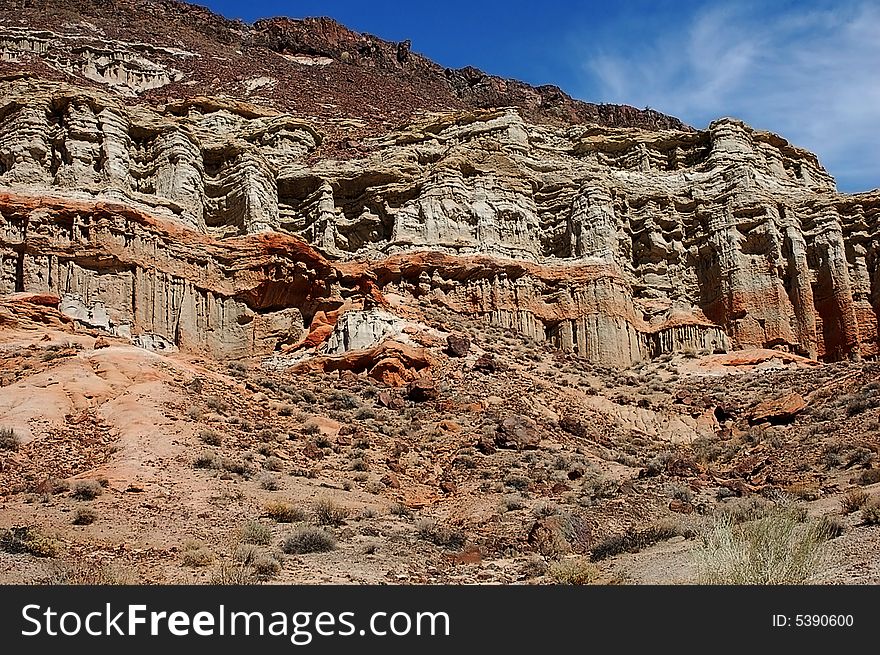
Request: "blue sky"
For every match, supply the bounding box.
[203,0,878,193]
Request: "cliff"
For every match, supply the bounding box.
[1,0,878,367]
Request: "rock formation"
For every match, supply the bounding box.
[1,0,878,368]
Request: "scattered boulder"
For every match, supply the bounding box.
[377,390,405,410]
[669,499,695,514]
[380,473,400,488]
[445,334,471,357]
[476,434,497,455]
[474,354,506,373]
[406,378,438,402]
[749,393,807,425]
[495,415,539,450]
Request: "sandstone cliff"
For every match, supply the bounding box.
[1,0,878,368]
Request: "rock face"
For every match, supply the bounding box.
[0,0,878,367]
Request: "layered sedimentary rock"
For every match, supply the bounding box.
[1,1,878,367]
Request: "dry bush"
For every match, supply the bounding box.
[72,508,98,525]
[282,526,336,554]
[841,488,869,514]
[0,426,19,451]
[240,520,272,545]
[0,526,59,557]
[548,557,599,585]
[44,560,135,584]
[590,522,680,562]
[180,543,215,567]
[265,501,306,523]
[695,505,828,584]
[314,498,349,526]
[71,479,102,500]
[862,497,880,525]
[199,430,223,446]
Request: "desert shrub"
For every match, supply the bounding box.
[186,406,204,421]
[265,501,306,523]
[72,508,98,525]
[43,560,134,584]
[862,497,880,525]
[717,496,778,524]
[253,554,282,578]
[199,430,223,446]
[841,488,869,514]
[227,361,248,377]
[519,555,548,578]
[282,526,336,554]
[501,494,526,512]
[257,428,277,442]
[548,558,599,585]
[0,427,19,451]
[234,544,260,565]
[532,502,560,518]
[193,452,219,469]
[415,519,465,549]
[180,545,214,567]
[695,506,828,584]
[845,392,879,417]
[348,458,368,472]
[591,522,680,562]
[814,515,846,540]
[858,469,880,486]
[667,482,694,503]
[221,459,253,477]
[71,479,102,500]
[314,498,349,526]
[263,456,284,472]
[204,396,227,413]
[0,526,59,557]
[504,474,530,491]
[240,520,272,545]
[255,472,281,491]
[389,502,413,519]
[209,561,254,584]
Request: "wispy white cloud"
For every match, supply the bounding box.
[578,2,880,192]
